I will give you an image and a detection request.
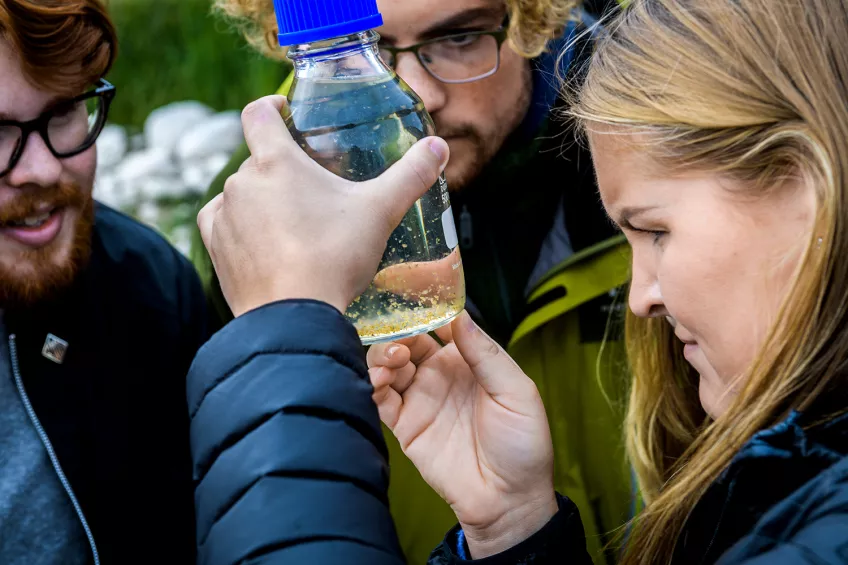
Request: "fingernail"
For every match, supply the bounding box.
[428,138,449,172]
[387,345,400,358]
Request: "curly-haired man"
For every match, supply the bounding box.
[194,1,631,563]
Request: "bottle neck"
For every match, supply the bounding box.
[287,30,391,81]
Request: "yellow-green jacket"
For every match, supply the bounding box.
[189,15,635,563]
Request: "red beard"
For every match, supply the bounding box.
[0,182,94,307]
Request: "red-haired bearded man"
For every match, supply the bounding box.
[0,2,208,563]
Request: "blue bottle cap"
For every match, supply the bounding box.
[273,0,384,47]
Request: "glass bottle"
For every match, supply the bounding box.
[274,0,466,344]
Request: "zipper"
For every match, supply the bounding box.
[9,335,101,565]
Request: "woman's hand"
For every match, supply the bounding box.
[368,312,557,558]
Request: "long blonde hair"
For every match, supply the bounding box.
[571,0,848,562]
[213,0,583,59]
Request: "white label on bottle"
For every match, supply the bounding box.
[442,207,459,250]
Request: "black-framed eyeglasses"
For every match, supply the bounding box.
[0,79,116,178]
[379,26,509,84]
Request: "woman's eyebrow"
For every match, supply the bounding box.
[607,206,657,229]
[614,205,658,228]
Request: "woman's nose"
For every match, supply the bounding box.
[629,268,665,318]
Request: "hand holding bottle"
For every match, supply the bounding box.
[197,95,450,318]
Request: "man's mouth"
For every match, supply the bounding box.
[0,207,65,248]
[2,210,54,229]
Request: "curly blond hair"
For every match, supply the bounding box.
[213,0,582,60]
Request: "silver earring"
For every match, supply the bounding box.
[816,237,824,248]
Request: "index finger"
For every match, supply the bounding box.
[240,95,292,163]
[367,342,411,370]
[367,332,443,367]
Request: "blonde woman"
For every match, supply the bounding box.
[367,0,848,562]
[190,0,847,563]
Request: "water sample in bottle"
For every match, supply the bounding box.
[274,0,466,344]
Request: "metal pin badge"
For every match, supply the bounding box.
[42,334,69,364]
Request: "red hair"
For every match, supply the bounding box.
[0,0,117,96]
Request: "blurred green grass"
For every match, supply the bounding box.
[106,0,287,128]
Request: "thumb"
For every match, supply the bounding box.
[367,137,449,229]
[451,311,526,398]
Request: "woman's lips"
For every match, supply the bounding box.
[683,342,699,360]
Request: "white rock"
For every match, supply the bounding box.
[136,174,192,201]
[114,148,175,186]
[176,111,243,162]
[204,152,231,177]
[129,133,146,152]
[170,225,193,257]
[181,164,207,192]
[94,174,128,210]
[180,152,232,194]
[144,101,214,153]
[95,124,127,170]
[136,201,161,226]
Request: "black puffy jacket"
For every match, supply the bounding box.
[188,300,848,565]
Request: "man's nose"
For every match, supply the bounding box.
[4,131,63,189]
[394,53,448,115]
